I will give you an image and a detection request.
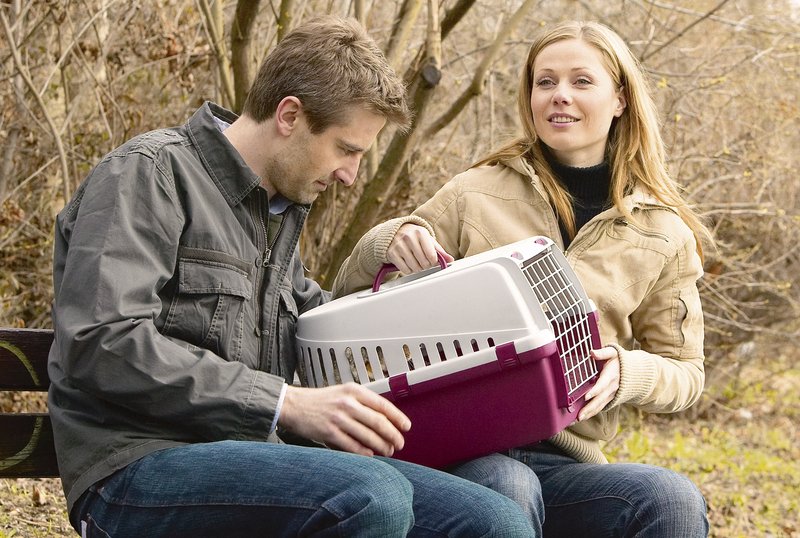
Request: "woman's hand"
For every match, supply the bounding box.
[387,224,454,274]
[578,346,622,421]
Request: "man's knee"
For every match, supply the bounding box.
[338,459,415,531]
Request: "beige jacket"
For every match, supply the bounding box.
[333,156,705,464]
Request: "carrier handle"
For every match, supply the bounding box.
[372,252,449,293]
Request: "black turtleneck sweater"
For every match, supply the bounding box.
[545,154,611,249]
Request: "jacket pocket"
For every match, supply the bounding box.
[163,258,252,361]
[677,284,704,356]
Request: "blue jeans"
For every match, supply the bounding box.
[71,440,536,537]
[451,444,709,538]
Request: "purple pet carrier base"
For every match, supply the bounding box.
[379,311,603,469]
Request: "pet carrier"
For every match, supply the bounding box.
[296,236,602,468]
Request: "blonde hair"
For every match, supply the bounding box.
[475,20,710,257]
[244,16,410,133]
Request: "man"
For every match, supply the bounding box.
[48,15,535,537]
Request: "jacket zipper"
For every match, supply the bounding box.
[251,195,267,349]
[256,195,290,374]
[613,217,670,242]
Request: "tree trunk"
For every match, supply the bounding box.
[231,0,262,113]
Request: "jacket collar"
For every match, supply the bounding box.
[186,102,262,207]
[504,155,551,202]
[502,154,676,218]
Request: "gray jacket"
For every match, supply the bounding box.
[48,102,327,512]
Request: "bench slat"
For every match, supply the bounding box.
[0,328,54,390]
[0,413,59,478]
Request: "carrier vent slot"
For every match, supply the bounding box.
[346,346,371,384]
[362,346,385,381]
[436,342,447,361]
[329,349,343,384]
[298,347,309,386]
[420,343,431,367]
[375,347,386,378]
[402,344,414,371]
[316,348,329,386]
[453,340,463,357]
[470,339,479,352]
[306,347,318,387]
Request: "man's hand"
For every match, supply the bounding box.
[278,383,411,457]
[387,223,454,274]
[578,346,622,422]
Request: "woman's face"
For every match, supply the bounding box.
[530,38,626,167]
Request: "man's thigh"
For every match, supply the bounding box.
[74,441,413,538]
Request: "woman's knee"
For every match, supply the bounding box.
[449,453,544,530]
[628,465,709,536]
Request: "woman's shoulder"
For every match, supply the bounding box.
[448,159,535,196]
[626,193,697,252]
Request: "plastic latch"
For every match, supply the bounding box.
[495,342,520,369]
[389,373,411,398]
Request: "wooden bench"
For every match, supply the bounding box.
[0,328,59,478]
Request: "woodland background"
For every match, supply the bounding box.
[1,0,799,536]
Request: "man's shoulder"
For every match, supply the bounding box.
[109,126,189,162]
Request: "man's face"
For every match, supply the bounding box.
[267,106,386,204]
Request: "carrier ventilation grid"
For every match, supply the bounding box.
[521,249,597,397]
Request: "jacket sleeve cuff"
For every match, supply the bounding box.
[366,215,435,270]
[606,344,658,408]
[331,215,434,298]
[237,370,287,440]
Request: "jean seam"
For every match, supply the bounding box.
[546,494,645,532]
[92,496,325,509]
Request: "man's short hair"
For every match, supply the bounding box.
[243,16,411,133]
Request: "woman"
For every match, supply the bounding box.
[334,21,710,537]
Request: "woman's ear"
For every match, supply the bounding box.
[275,96,303,136]
[614,87,627,117]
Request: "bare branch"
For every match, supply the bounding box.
[633,0,786,37]
[0,9,71,202]
[440,0,477,40]
[198,0,236,107]
[640,0,731,62]
[423,0,537,139]
[385,0,423,70]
